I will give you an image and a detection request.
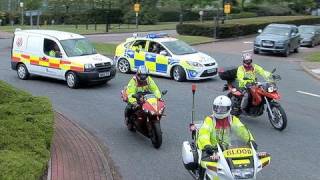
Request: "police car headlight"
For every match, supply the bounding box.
[84,64,94,71]
[186,61,203,67]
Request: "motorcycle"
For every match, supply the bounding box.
[182,84,271,180]
[222,68,287,131]
[121,88,167,149]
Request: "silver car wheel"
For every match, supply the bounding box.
[173,68,180,81]
[67,73,75,87]
[17,66,26,79]
[118,59,130,73]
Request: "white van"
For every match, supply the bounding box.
[11,29,116,88]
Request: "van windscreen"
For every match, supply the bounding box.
[60,38,97,57]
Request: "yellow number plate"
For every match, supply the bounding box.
[223,148,253,158]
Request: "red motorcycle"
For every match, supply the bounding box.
[221,68,287,131]
[121,89,167,148]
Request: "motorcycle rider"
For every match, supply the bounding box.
[197,95,257,178]
[125,65,161,126]
[237,53,272,112]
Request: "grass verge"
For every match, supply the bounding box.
[92,35,213,56]
[0,80,54,180]
[306,51,320,62]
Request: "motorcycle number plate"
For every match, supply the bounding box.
[223,148,253,158]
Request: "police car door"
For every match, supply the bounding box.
[146,41,169,75]
[41,38,64,79]
[131,40,147,71]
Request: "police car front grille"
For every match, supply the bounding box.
[200,70,217,77]
[95,62,111,72]
[204,62,215,66]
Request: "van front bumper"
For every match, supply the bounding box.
[76,66,116,83]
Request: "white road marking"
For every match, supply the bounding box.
[243,41,253,44]
[242,49,253,53]
[296,91,320,98]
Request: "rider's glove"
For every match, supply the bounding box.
[204,145,217,155]
[272,74,281,80]
[132,103,140,110]
[250,140,258,150]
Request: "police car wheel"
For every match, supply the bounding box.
[66,71,80,89]
[173,66,186,82]
[17,63,29,80]
[118,58,131,73]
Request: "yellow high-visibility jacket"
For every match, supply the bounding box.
[197,115,254,150]
[236,64,271,88]
[127,76,161,104]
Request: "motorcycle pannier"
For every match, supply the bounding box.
[219,67,237,82]
[182,141,199,170]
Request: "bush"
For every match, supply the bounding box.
[244,4,293,16]
[177,16,320,38]
[0,80,54,180]
[230,12,258,19]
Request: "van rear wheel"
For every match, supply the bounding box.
[17,63,29,80]
[66,71,80,89]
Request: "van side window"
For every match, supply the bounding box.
[44,39,61,57]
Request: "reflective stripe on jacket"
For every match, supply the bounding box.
[197,115,254,150]
[236,64,271,88]
[127,76,161,104]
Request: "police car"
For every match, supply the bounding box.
[114,33,218,81]
[11,29,116,88]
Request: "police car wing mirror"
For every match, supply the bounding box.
[161,90,168,96]
[160,50,167,56]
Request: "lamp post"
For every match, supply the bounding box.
[20,2,24,26]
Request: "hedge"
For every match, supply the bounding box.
[176,16,320,39]
[0,80,54,179]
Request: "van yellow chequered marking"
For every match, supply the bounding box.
[12,52,84,72]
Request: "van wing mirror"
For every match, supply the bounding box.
[56,51,62,58]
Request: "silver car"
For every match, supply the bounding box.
[299,25,320,47]
[254,24,301,57]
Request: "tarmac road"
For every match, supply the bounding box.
[1,38,320,180]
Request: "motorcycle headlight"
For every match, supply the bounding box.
[232,168,254,179]
[84,63,94,71]
[267,86,274,92]
[186,61,203,67]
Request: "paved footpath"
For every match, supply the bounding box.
[49,112,119,180]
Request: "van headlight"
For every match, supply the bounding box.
[232,168,254,179]
[84,64,94,71]
[186,61,203,67]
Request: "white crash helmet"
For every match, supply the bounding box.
[212,95,232,119]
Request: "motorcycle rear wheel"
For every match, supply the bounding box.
[267,102,287,131]
[151,121,162,149]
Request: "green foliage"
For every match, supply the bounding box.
[230,12,257,19]
[0,80,54,180]
[306,52,320,62]
[177,16,320,38]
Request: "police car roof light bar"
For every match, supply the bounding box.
[146,33,169,39]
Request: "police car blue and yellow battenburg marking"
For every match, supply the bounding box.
[134,52,169,73]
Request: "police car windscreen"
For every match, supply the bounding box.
[162,40,197,55]
[60,38,97,57]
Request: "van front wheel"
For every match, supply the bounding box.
[17,63,29,80]
[66,71,80,89]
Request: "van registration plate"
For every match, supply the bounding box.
[99,72,110,77]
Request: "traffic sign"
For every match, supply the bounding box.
[25,10,42,17]
[224,3,231,14]
[134,3,140,12]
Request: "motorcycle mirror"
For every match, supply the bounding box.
[162,90,168,95]
[132,94,138,99]
[243,77,249,80]
[192,84,197,93]
[271,68,276,73]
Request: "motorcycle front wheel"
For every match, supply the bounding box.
[267,102,287,131]
[151,121,162,149]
